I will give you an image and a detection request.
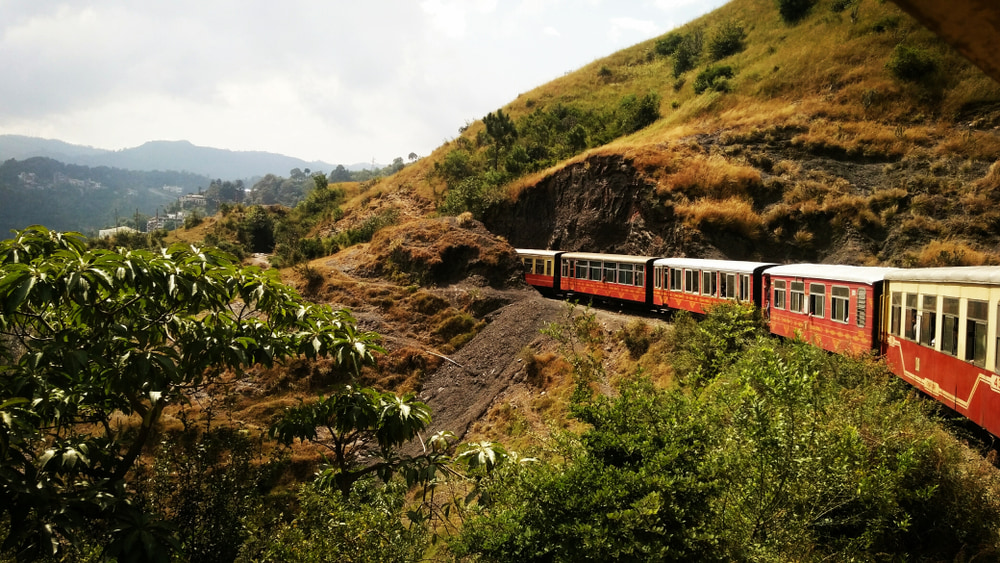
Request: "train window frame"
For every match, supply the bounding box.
[702,270,717,297]
[856,288,866,328]
[831,285,849,323]
[619,263,634,285]
[772,280,786,310]
[723,273,737,299]
[670,268,682,291]
[562,260,569,277]
[634,264,644,287]
[535,260,545,275]
[966,299,988,368]
[809,283,825,318]
[891,292,902,336]
[603,262,617,283]
[942,297,959,356]
[685,269,699,294]
[919,295,937,348]
[739,274,751,301]
[546,260,552,276]
[904,294,918,341]
[589,261,602,281]
[790,281,805,313]
[575,260,587,279]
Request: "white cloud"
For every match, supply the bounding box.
[543,26,561,37]
[608,17,661,44]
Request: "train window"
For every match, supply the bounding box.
[702,271,717,297]
[535,260,545,275]
[740,274,751,301]
[670,268,682,291]
[809,284,825,318]
[919,295,937,348]
[904,294,917,340]
[831,286,849,323]
[562,260,569,277]
[723,273,736,299]
[522,257,532,270]
[603,262,617,283]
[619,263,634,285]
[942,297,959,356]
[773,280,786,309]
[589,261,602,281]
[685,269,699,293]
[790,281,805,313]
[856,288,866,328]
[634,265,644,287]
[546,260,552,276]
[575,260,587,279]
[891,292,902,335]
[966,300,988,368]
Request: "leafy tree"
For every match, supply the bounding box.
[237,205,275,253]
[329,164,352,183]
[483,109,518,171]
[270,387,436,498]
[0,226,381,560]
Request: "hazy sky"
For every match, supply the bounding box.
[0,0,728,165]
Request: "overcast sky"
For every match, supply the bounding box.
[0,0,729,165]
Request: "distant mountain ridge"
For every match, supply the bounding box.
[0,135,373,180]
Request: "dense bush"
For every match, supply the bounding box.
[694,65,735,94]
[238,481,427,563]
[655,33,684,57]
[453,303,1000,561]
[708,21,746,61]
[776,0,816,23]
[886,44,939,83]
[672,30,704,77]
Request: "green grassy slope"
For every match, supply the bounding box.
[358,0,1000,266]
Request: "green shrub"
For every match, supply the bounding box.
[886,44,938,83]
[655,33,684,56]
[672,30,704,77]
[617,92,662,134]
[776,0,816,23]
[694,65,735,94]
[709,20,746,61]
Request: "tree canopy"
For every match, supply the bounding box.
[0,226,381,560]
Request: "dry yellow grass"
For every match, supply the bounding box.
[674,197,763,239]
[910,240,996,267]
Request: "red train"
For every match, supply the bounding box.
[517,248,1000,438]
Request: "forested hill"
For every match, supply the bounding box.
[311,0,1000,270]
[0,157,210,235]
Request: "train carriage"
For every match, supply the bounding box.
[652,258,776,314]
[765,264,896,356]
[881,267,1000,437]
[516,249,563,294]
[558,252,657,306]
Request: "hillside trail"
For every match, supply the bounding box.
[410,290,643,448]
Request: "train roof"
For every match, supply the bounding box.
[653,257,777,274]
[560,252,658,264]
[515,248,561,257]
[884,266,1000,284]
[766,263,898,284]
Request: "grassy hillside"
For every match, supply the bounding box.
[314,0,1000,268]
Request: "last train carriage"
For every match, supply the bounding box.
[882,267,1000,437]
